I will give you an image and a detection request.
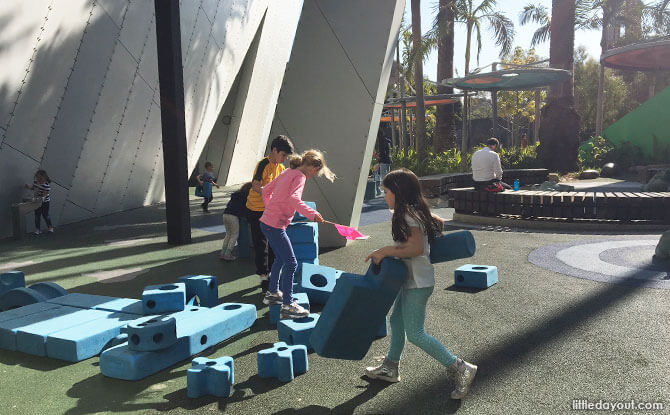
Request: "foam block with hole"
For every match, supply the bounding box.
[257,341,308,382]
[45,312,137,362]
[187,356,235,398]
[268,292,310,325]
[16,308,112,356]
[0,305,80,351]
[0,271,25,296]
[292,201,316,222]
[429,231,477,264]
[141,283,186,314]
[178,275,218,307]
[126,315,177,352]
[277,313,320,350]
[310,258,408,360]
[27,282,68,300]
[299,263,342,305]
[454,264,498,288]
[99,302,256,380]
[0,287,48,312]
[286,222,318,244]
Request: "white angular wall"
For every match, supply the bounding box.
[0,0,403,248]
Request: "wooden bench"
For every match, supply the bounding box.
[420,169,549,199]
[11,199,42,239]
[447,188,670,223]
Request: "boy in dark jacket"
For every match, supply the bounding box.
[221,183,252,260]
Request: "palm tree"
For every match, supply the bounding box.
[537,0,580,172]
[519,1,600,47]
[453,0,515,165]
[434,0,457,152]
[411,0,428,164]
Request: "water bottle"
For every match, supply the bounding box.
[513,179,520,191]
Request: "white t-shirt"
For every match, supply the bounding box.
[471,147,503,182]
[398,214,435,289]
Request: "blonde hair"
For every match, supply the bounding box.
[289,149,336,182]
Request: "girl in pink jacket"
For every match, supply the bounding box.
[260,149,335,319]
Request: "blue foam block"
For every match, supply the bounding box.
[16,309,112,356]
[0,287,48,312]
[0,301,61,324]
[277,313,320,350]
[47,293,145,315]
[300,263,342,305]
[310,258,408,360]
[257,341,308,382]
[100,303,256,380]
[286,222,318,244]
[127,315,177,352]
[429,231,476,264]
[27,282,68,300]
[0,271,25,296]
[292,201,317,222]
[187,356,234,398]
[46,312,137,362]
[92,298,145,315]
[293,243,318,261]
[269,292,310,325]
[0,306,80,351]
[238,216,250,258]
[454,264,498,288]
[177,275,218,307]
[142,283,186,314]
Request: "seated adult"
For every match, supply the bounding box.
[471,137,511,191]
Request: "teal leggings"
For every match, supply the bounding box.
[387,286,457,366]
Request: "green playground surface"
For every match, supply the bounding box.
[0,187,668,415]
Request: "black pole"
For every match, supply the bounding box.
[154,0,191,245]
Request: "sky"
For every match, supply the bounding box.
[405,0,603,82]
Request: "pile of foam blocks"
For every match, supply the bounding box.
[0,201,497,399]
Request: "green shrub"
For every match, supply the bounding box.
[578,136,614,170]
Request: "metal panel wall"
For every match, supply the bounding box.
[269,0,404,247]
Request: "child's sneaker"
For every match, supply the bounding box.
[280,301,309,319]
[262,290,283,305]
[450,359,477,399]
[33,230,41,235]
[220,249,236,261]
[365,359,400,383]
[47,227,54,233]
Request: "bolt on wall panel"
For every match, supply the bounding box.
[2,1,93,162]
[67,41,138,210]
[0,0,53,130]
[180,0,202,64]
[136,17,158,92]
[95,76,154,215]
[209,0,234,48]
[0,146,40,238]
[42,7,120,189]
[200,0,219,24]
[97,0,130,29]
[117,0,153,62]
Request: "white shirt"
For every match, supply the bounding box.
[471,147,503,182]
[398,215,434,289]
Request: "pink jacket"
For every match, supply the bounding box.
[260,168,319,229]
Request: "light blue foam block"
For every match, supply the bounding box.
[16,309,112,356]
[429,231,476,264]
[286,222,318,244]
[258,341,308,382]
[0,287,48,311]
[177,275,218,307]
[126,315,177,352]
[100,303,256,380]
[277,313,320,350]
[27,282,68,300]
[92,298,145,315]
[300,263,342,305]
[293,243,318,261]
[0,301,61,324]
[142,283,186,314]
[0,271,25,296]
[46,293,144,315]
[310,258,408,360]
[454,264,498,288]
[292,201,317,222]
[46,312,138,362]
[187,356,235,398]
[0,305,80,351]
[269,292,310,325]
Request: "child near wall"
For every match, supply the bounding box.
[220,183,252,260]
[25,169,54,235]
